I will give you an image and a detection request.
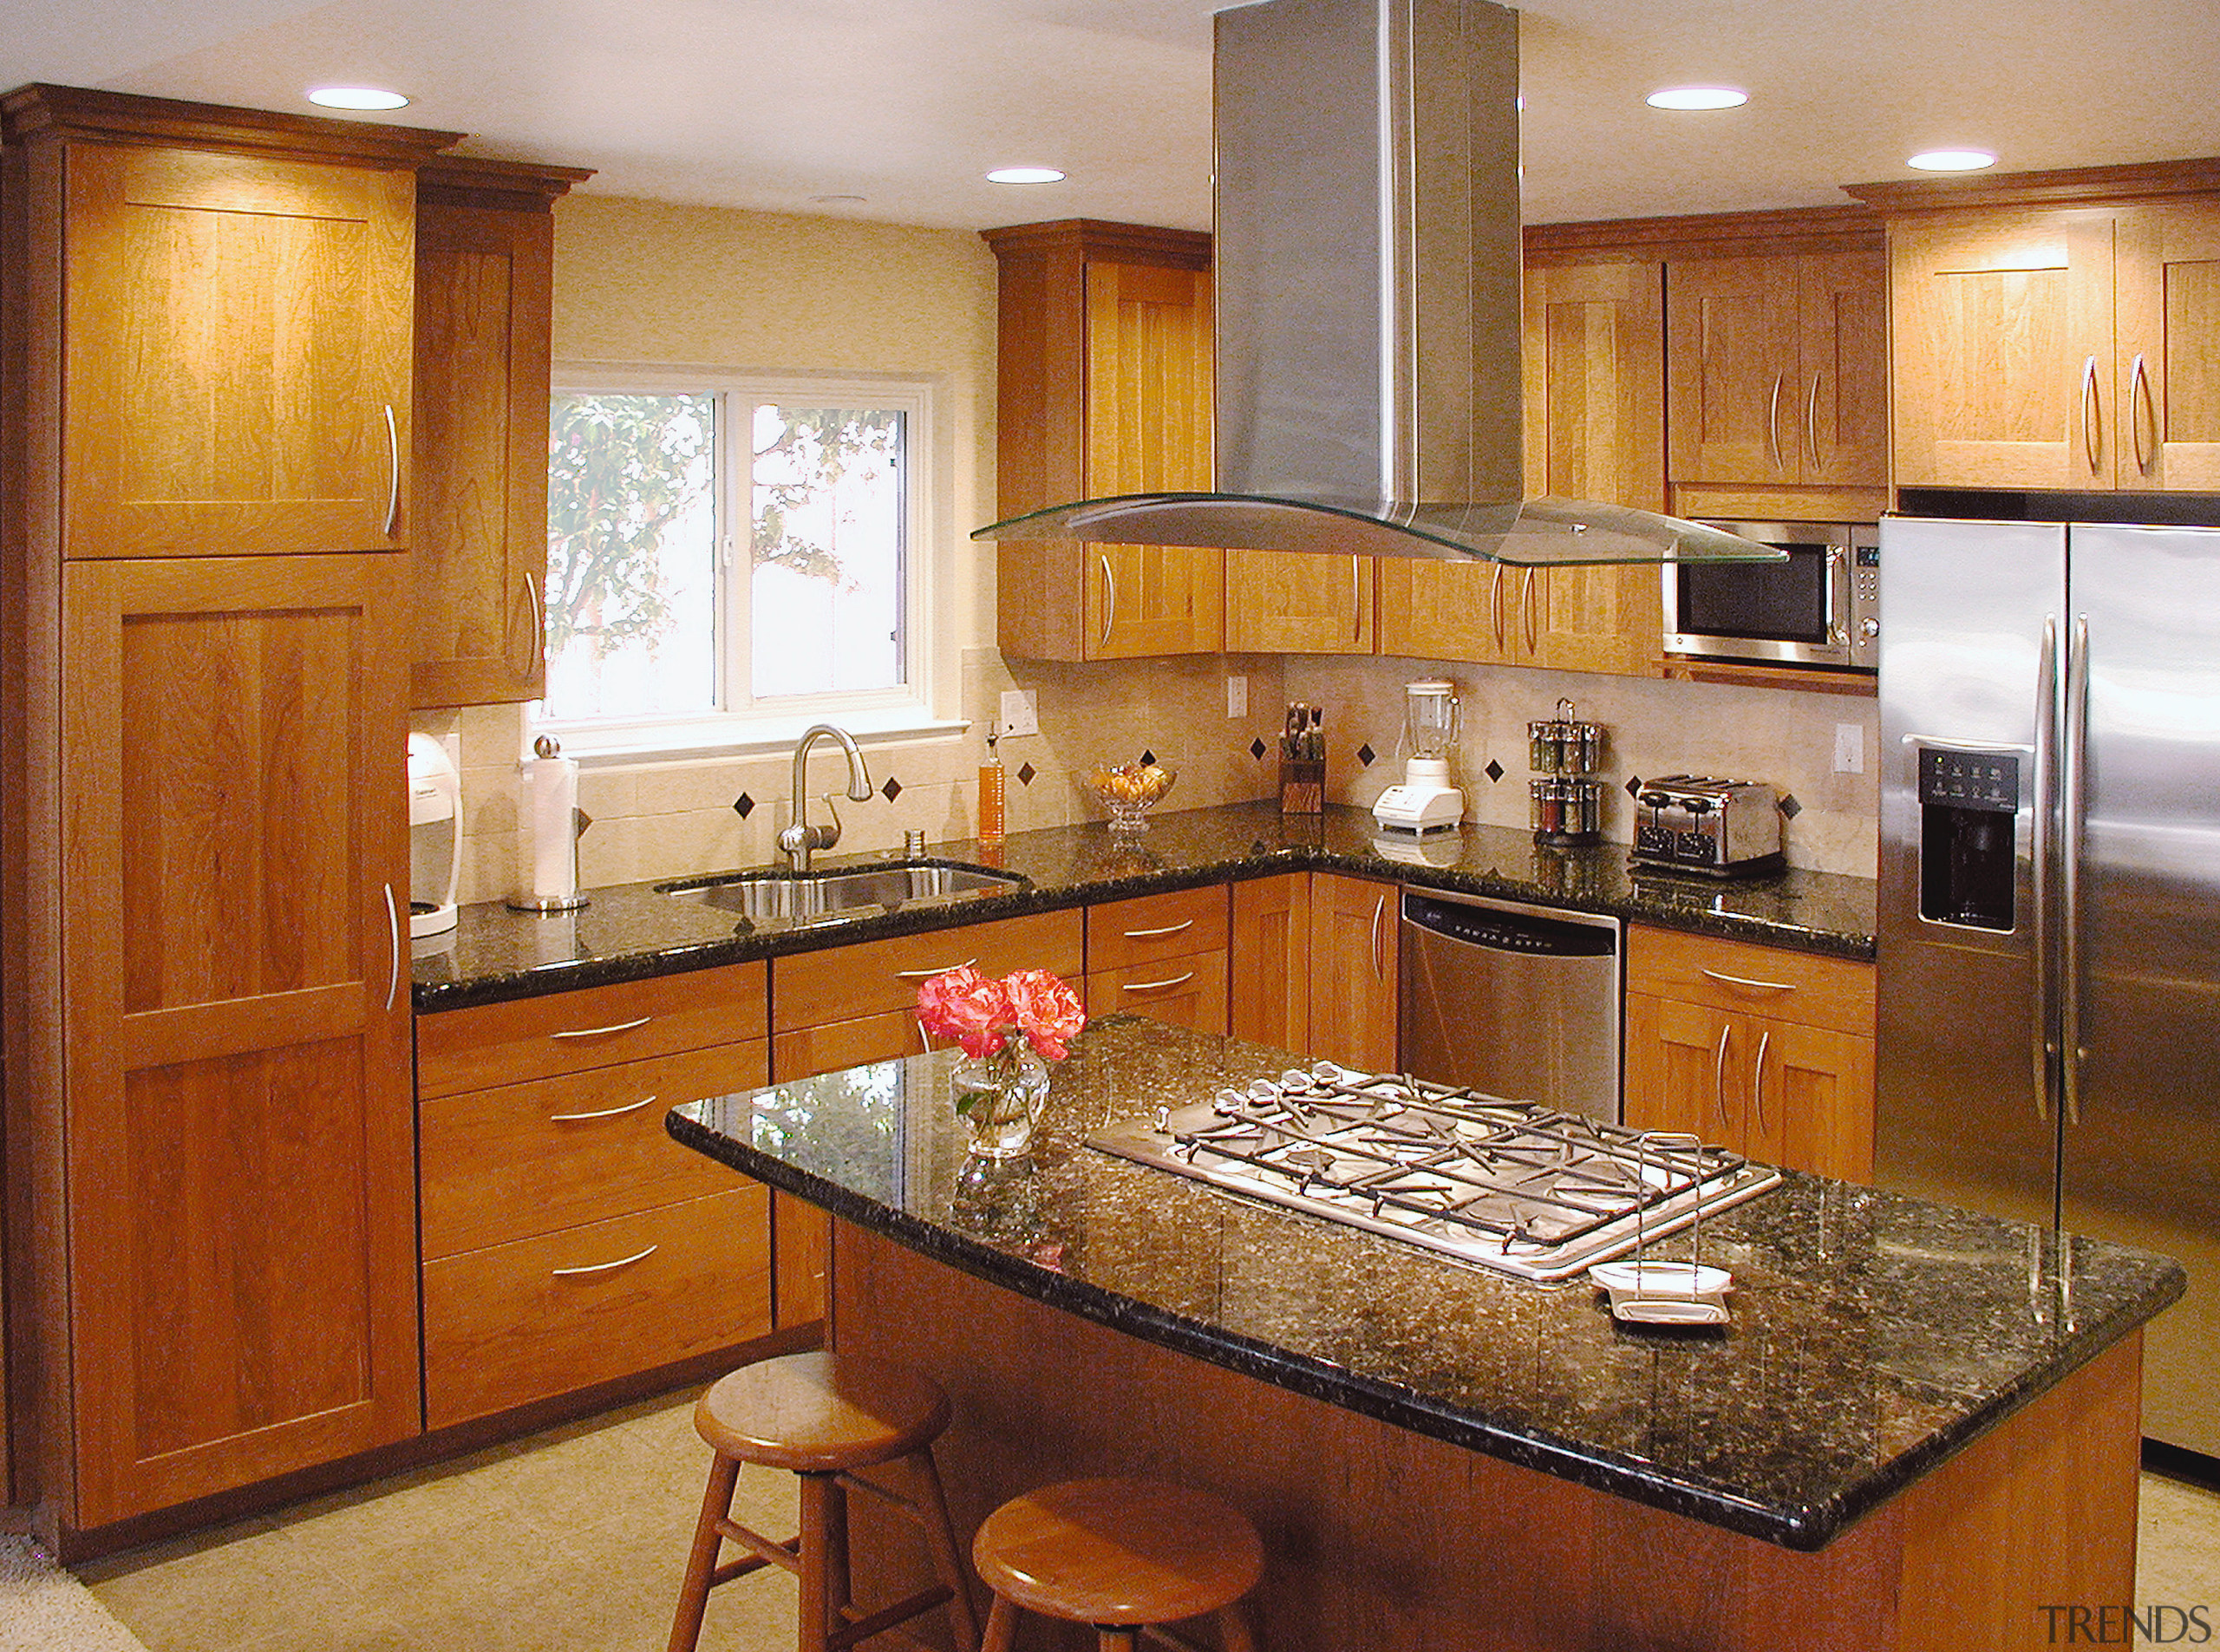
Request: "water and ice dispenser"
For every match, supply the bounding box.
[1916,748,2020,931]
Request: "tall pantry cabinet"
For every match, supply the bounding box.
[1,88,457,1538]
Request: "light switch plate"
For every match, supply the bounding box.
[999,689,1039,739]
[1227,675,1248,717]
[1833,722,1864,774]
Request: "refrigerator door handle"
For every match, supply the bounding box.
[2031,616,2059,1122]
[2060,614,2091,1125]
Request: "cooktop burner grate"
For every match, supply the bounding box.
[1086,1064,1780,1282]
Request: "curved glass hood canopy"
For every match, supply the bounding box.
[973,0,1782,571]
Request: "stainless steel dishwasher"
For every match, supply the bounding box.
[1398,887,1623,1120]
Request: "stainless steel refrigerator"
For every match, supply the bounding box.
[1877,515,2220,1458]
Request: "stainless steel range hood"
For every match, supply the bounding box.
[973,0,1773,568]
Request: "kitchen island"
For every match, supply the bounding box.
[669,1015,2183,1651]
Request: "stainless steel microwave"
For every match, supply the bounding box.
[1662,519,1879,672]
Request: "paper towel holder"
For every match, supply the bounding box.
[506,734,592,915]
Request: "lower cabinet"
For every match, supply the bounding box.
[1623,924,1876,1180]
[413,962,774,1427]
[1230,872,1312,1052]
[1307,873,1401,1072]
[1084,885,1231,1035]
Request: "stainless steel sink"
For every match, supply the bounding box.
[656,859,1026,922]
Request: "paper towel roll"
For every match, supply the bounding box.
[521,744,578,902]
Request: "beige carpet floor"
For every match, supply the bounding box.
[48,1392,2220,1651]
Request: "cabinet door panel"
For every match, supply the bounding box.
[1798,250,1890,487]
[1308,875,1397,1073]
[1231,873,1311,1055]
[1225,551,1374,654]
[1623,992,1743,1150]
[2116,202,2220,491]
[63,145,413,558]
[1376,559,1512,663]
[1525,259,1667,510]
[1758,1017,1876,1182]
[1667,257,1801,486]
[62,554,415,1524]
[1087,950,1230,1036]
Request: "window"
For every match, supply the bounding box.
[539,367,940,756]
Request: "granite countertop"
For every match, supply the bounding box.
[669,1014,2183,1552]
[415,800,1877,1013]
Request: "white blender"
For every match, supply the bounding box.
[1371,678,1465,833]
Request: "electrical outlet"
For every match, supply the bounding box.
[1833,722,1864,774]
[1227,674,1248,717]
[998,689,1039,739]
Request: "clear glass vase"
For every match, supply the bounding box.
[951,1046,1052,1160]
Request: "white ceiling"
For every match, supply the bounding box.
[7,0,2220,230]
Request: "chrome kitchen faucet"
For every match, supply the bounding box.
[779,723,873,873]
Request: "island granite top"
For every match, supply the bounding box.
[668,1015,2182,1553]
[416,800,1877,1013]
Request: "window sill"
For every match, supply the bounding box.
[546,708,973,771]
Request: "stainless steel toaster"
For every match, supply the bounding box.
[1630,776,1786,878]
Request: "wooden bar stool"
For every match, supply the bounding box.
[667,1351,981,1652]
[972,1478,1263,1652]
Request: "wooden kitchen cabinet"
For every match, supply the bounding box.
[1308,874,1399,1072]
[1085,886,1231,1035]
[409,157,591,708]
[1623,925,1876,1181]
[984,221,1222,661]
[1230,873,1311,1054]
[1225,549,1374,653]
[2112,200,2220,490]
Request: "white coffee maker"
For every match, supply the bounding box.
[1371,679,1465,833]
[407,732,463,937]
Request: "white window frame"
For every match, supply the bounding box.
[537,362,961,766]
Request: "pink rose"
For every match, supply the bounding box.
[1004,968,1087,1061]
[917,964,1013,1059]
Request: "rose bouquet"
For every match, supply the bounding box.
[917,965,1087,1158]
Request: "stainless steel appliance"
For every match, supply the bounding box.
[1629,777,1786,879]
[1877,514,2220,1459]
[1663,519,1880,670]
[1087,1065,1778,1282]
[1398,889,1621,1120]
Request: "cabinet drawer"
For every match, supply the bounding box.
[772,908,1083,1031]
[422,1184,773,1428]
[1086,884,1230,974]
[1626,925,1875,1035]
[773,1009,929,1083]
[1087,949,1230,1035]
[416,962,768,1098]
[420,1040,767,1260]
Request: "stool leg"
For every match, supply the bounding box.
[667,1453,740,1652]
[983,1594,1018,1652]
[797,1471,839,1652]
[908,1449,983,1652]
[1097,1631,1139,1652]
[1215,1605,1259,1652]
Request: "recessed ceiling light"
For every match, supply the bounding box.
[308,87,410,112]
[985,167,1066,186]
[810,194,868,206]
[1907,148,1998,173]
[1646,87,1748,112]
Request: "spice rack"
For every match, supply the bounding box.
[1529,698,1605,847]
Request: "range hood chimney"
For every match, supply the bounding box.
[974,0,1773,568]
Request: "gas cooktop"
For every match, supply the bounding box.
[1087,1063,1780,1283]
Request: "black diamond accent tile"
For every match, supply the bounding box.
[1357,742,1376,767]
[1016,762,1036,786]
[732,792,755,819]
[573,806,594,836]
[1141,748,1157,766]
[1250,737,1268,761]
[1483,760,1505,783]
[1625,775,1643,798]
[1778,793,1803,819]
[881,776,903,802]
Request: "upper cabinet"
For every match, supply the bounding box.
[983,220,1222,661]
[410,157,591,708]
[1850,160,2220,494]
[34,95,450,559]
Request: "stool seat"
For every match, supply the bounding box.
[695,1349,950,1473]
[973,1477,1263,1629]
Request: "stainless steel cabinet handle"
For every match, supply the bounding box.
[548,1094,656,1124]
[551,1015,653,1041]
[2080,356,2101,473]
[1123,919,1195,939]
[1370,893,1387,981]
[1489,564,1505,650]
[2061,615,2090,1125]
[894,957,976,979]
[2131,352,2157,474]
[1699,967,1795,994]
[1351,557,1363,642]
[1122,970,1196,995]
[519,571,545,669]
[382,883,401,1013]
[1714,1024,1732,1132]
[1804,373,1822,471]
[2031,617,2059,1123]
[1521,566,1538,654]
[552,1244,658,1278]
[1767,372,1786,472]
[1752,1028,1771,1135]
[382,404,400,536]
[1098,554,1116,650]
